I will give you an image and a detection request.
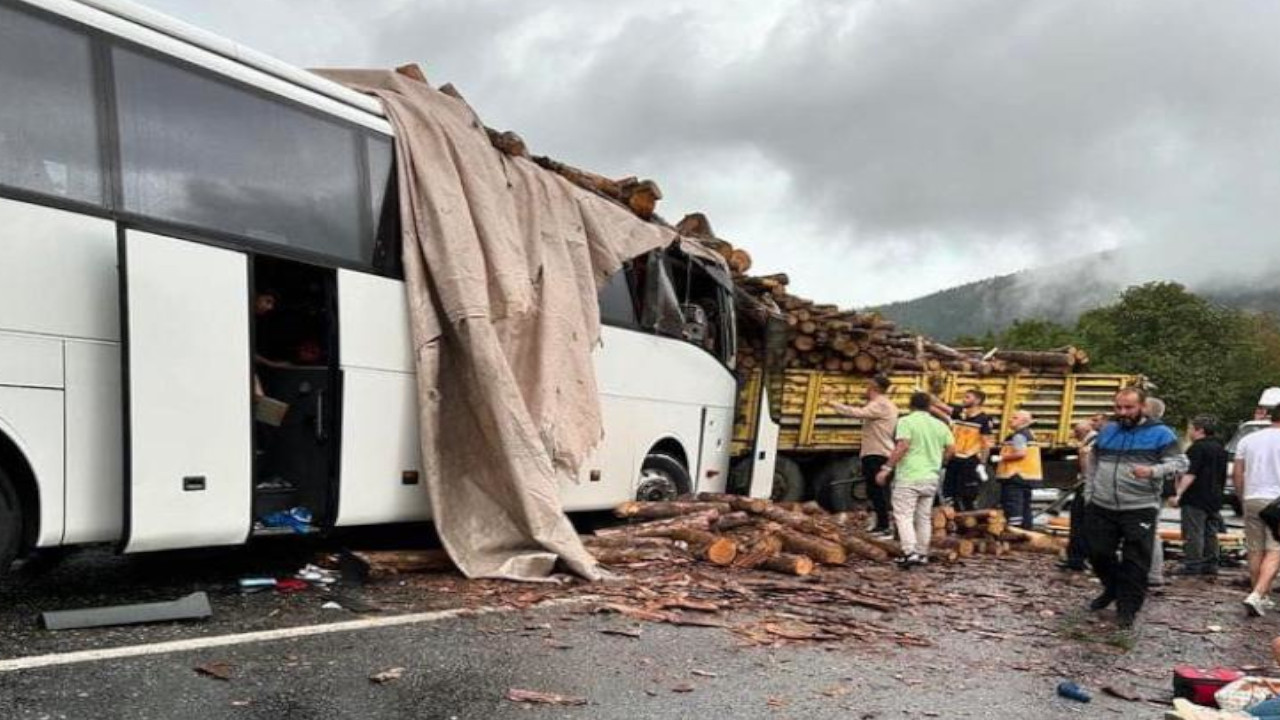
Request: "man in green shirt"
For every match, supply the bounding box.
[876,392,956,568]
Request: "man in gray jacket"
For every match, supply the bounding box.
[1084,388,1189,628]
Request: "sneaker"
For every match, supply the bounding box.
[910,553,929,567]
[1089,592,1116,611]
[1244,593,1267,617]
[1264,596,1277,611]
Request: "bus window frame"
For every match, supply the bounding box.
[0,0,401,280]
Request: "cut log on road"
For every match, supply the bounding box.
[582,535,678,549]
[777,528,847,565]
[760,553,815,576]
[930,536,975,558]
[663,528,738,566]
[349,549,455,578]
[614,501,732,519]
[954,509,1004,529]
[713,511,755,532]
[692,492,769,515]
[1002,527,1066,555]
[593,510,719,537]
[729,527,784,569]
[751,506,843,542]
[845,528,904,558]
[840,534,891,562]
[589,547,675,565]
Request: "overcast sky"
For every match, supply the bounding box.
[143,0,1280,307]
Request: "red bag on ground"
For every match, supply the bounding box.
[1173,666,1246,707]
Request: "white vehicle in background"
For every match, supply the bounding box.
[0,0,776,577]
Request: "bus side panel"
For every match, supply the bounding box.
[335,368,426,526]
[63,340,123,544]
[0,197,119,341]
[0,386,64,547]
[334,270,427,526]
[571,327,736,508]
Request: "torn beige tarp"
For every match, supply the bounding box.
[319,69,676,581]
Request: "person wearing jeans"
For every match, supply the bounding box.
[1169,415,1228,576]
[876,392,955,568]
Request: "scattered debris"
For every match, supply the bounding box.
[41,592,213,631]
[504,688,588,706]
[1056,681,1092,703]
[600,627,644,639]
[194,661,235,681]
[369,667,406,684]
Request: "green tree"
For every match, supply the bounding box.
[1076,282,1280,427]
[995,318,1080,350]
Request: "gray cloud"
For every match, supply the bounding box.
[143,0,1280,306]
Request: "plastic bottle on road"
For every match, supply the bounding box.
[1057,681,1092,703]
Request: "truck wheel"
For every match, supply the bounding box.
[636,454,690,502]
[814,457,857,512]
[771,457,805,503]
[0,466,21,578]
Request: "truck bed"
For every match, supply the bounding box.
[733,369,1139,457]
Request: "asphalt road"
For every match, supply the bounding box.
[1,595,1152,720]
[0,508,1270,720]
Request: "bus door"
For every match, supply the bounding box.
[740,312,788,499]
[118,230,253,553]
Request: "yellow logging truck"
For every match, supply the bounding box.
[729,368,1141,507]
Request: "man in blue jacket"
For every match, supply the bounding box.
[1084,387,1188,628]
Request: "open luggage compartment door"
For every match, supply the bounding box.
[120,230,253,553]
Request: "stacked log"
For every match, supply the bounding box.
[457,69,1087,380]
[595,497,934,575]
[731,269,1087,376]
[926,508,1068,559]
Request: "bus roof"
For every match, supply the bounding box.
[23,0,391,132]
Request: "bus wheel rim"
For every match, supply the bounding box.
[637,469,678,501]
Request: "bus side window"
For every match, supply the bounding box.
[367,136,402,278]
[598,267,638,328]
[639,253,685,338]
[0,5,105,205]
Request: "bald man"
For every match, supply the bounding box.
[996,410,1043,530]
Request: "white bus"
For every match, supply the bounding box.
[0,0,773,574]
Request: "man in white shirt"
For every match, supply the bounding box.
[1234,405,1280,617]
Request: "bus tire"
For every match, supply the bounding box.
[637,454,690,502]
[0,466,21,578]
[771,457,805,503]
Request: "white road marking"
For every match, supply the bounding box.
[0,596,594,674]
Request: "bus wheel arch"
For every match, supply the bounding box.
[0,429,40,569]
[637,438,691,501]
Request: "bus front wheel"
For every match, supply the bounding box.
[637,454,690,502]
[0,466,21,578]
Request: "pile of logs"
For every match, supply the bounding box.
[439,59,1087,381]
[730,268,1089,375]
[587,498,1072,576]
[590,496,910,576]
[928,507,1068,559]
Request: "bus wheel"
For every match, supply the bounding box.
[0,466,21,578]
[771,457,805,503]
[636,454,690,502]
